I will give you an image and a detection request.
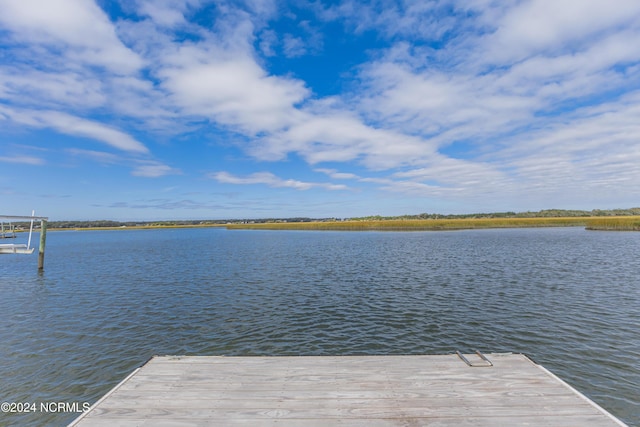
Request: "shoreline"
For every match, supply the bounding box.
[227,216,640,231]
[15,216,638,232]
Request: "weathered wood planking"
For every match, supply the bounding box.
[69,353,628,427]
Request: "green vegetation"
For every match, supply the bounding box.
[585,216,640,231]
[43,220,228,229]
[16,208,638,231]
[36,218,326,230]
[350,207,640,221]
[225,217,591,231]
[226,209,640,231]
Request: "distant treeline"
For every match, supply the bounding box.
[350,207,640,221]
[41,217,334,229]
[19,207,639,229]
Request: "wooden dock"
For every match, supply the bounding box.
[69,353,628,426]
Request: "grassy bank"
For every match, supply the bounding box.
[42,216,640,232]
[226,217,593,231]
[585,216,640,231]
[228,216,640,231]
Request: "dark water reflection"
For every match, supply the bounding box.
[1,227,638,426]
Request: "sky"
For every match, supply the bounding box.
[1,0,640,221]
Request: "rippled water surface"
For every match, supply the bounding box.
[1,227,638,426]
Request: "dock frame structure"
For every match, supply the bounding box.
[0,213,48,270]
[69,352,628,426]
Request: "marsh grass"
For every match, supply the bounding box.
[226,217,592,231]
[585,216,640,231]
[49,216,640,232]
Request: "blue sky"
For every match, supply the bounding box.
[1,0,640,220]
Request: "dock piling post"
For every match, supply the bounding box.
[38,219,47,271]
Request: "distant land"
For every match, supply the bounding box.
[8,208,639,231]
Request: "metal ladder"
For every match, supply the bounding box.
[456,350,494,367]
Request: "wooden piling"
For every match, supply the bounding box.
[38,219,47,271]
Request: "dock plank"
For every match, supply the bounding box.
[69,353,628,427]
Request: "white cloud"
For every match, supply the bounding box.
[2,0,640,216]
[66,148,120,164]
[211,171,348,191]
[159,49,309,134]
[108,198,225,211]
[253,111,434,169]
[67,149,180,178]
[0,107,149,154]
[316,0,458,41]
[258,29,278,56]
[499,93,640,189]
[279,21,323,58]
[0,0,143,74]
[0,155,45,165]
[282,34,307,58]
[484,0,640,64]
[0,69,106,109]
[104,76,178,131]
[131,162,181,177]
[341,0,640,202]
[394,157,505,188]
[314,168,360,180]
[136,0,196,28]
[40,112,148,154]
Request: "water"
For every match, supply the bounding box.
[0,227,638,426]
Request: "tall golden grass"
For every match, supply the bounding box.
[585,216,640,231]
[47,216,640,232]
[226,217,594,231]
